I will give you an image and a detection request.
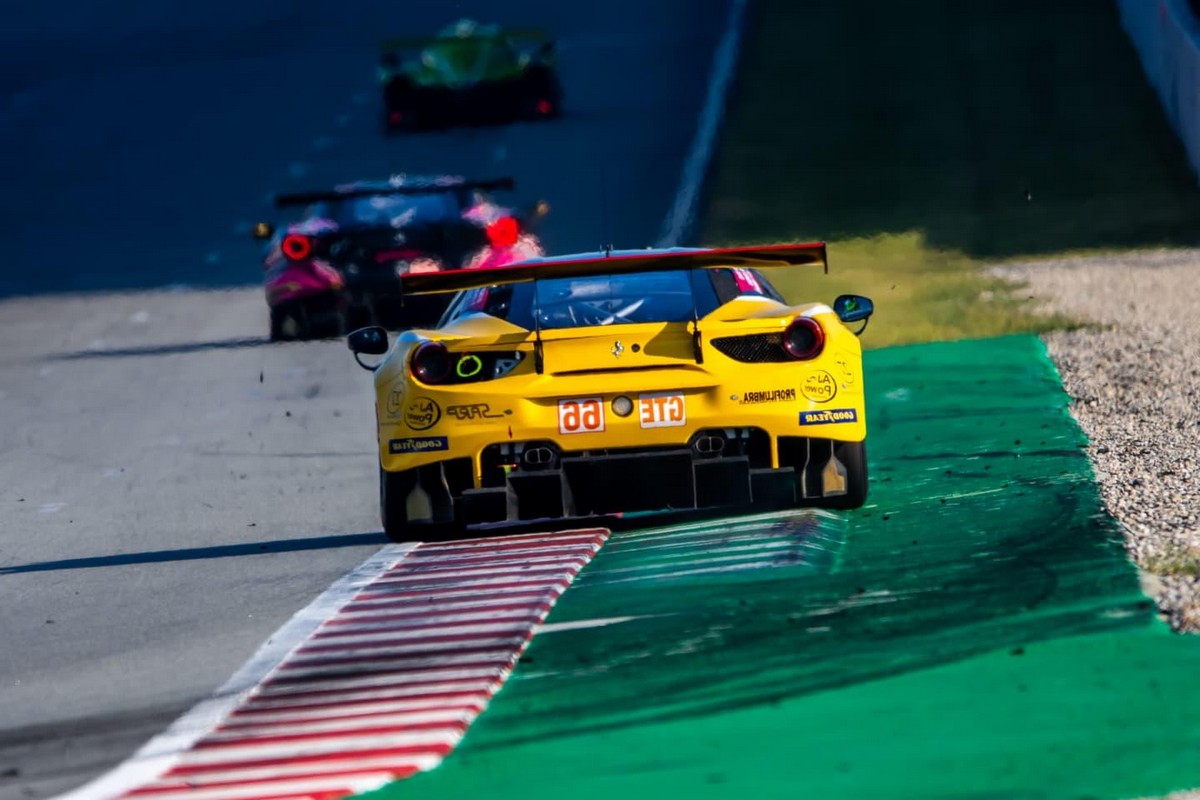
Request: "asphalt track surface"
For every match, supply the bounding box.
[0,2,727,797]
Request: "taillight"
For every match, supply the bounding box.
[782,317,825,360]
[485,216,520,248]
[281,234,313,261]
[411,341,451,384]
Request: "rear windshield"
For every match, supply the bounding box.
[325,194,454,227]
[440,268,784,329]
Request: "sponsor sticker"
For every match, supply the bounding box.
[836,356,857,386]
[739,388,796,405]
[558,397,605,434]
[404,397,441,430]
[801,370,837,403]
[446,403,508,422]
[386,386,405,417]
[798,408,858,426]
[639,392,686,428]
[388,436,449,454]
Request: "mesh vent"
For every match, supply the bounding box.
[711,333,792,363]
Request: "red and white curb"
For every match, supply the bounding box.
[61,529,609,800]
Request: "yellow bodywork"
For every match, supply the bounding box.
[373,296,865,485]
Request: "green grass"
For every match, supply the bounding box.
[770,231,1085,347]
[1143,547,1200,578]
[702,0,1200,346]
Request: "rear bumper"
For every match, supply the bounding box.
[389,434,854,526]
[382,76,557,127]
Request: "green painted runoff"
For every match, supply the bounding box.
[364,336,1200,800]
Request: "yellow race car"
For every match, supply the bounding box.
[347,244,874,541]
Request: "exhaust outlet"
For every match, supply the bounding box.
[524,446,556,466]
[693,435,725,456]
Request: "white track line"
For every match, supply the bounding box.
[58,530,609,800]
[656,0,750,246]
[56,544,417,800]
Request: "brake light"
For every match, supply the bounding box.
[411,341,451,384]
[485,216,520,248]
[281,234,313,261]
[782,317,825,360]
[536,99,553,115]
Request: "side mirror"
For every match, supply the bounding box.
[252,222,275,240]
[347,326,389,371]
[833,294,873,335]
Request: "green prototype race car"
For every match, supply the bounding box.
[379,19,563,131]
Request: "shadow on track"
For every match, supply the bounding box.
[0,531,386,575]
[48,336,288,361]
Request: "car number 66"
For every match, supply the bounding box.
[558,397,605,434]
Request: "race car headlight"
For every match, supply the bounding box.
[782,317,825,361]
[611,395,633,417]
[411,342,451,384]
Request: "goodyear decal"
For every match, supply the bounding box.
[404,397,441,430]
[799,408,858,426]
[801,370,837,402]
[740,388,796,404]
[389,436,449,454]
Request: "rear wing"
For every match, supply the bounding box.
[399,243,828,295]
[275,177,515,209]
[381,29,551,53]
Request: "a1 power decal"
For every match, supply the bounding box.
[558,397,605,434]
[801,370,837,402]
[639,392,686,428]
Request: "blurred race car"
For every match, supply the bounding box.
[347,244,875,542]
[378,19,561,131]
[254,175,545,340]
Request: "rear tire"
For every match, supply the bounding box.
[269,305,308,341]
[343,304,373,334]
[519,66,562,119]
[382,78,430,131]
[380,466,464,543]
[821,440,868,510]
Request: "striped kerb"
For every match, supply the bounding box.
[118,529,610,800]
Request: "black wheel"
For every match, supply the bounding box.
[269,307,285,341]
[269,305,308,341]
[308,315,341,340]
[343,304,374,334]
[519,67,561,119]
[821,440,868,510]
[382,78,429,131]
[380,466,463,543]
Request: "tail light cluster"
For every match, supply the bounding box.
[410,342,524,385]
[485,216,520,248]
[782,317,825,360]
[281,233,313,261]
[710,317,826,363]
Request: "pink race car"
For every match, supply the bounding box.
[253,175,545,340]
